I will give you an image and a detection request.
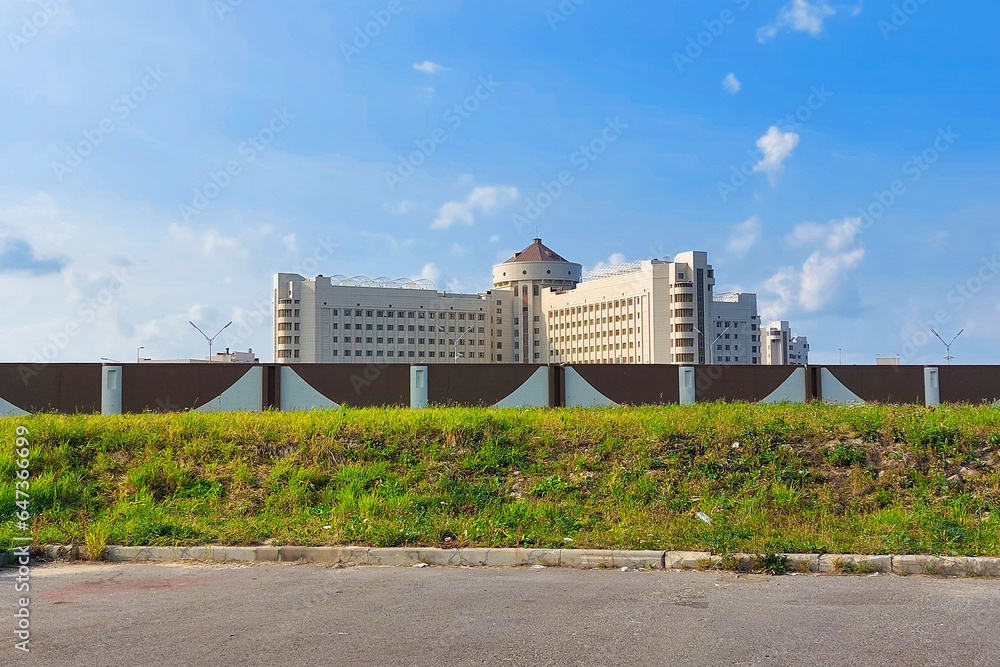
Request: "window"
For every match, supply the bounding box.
[533,285,539,296]
[366,310,373,317]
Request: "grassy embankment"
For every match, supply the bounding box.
[1,405,999,558]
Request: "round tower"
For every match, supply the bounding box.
[491,239,582,363]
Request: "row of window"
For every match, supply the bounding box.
[550,342,639,354]
[718,320,760,330]
[549,297,641,318]
[334,337,487,346]
[716,344,760,353]
[333,350,487,359]
[325,309,485,320]
[332,323,485,333]
[552,355,642,364]
[550,314,639,329]
[552,329,640,342]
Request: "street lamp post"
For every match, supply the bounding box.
[450,327,472,364]
[694,325,729,365]
[930,328,963,365]
[189,321,233,362]
[137,346,145,363]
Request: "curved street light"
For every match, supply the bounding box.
[189,321,233,362]
[929,328,963,365]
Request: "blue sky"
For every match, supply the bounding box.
[1,0,998,364]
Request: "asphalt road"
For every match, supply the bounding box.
[2,563,997,666]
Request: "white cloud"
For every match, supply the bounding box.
[419,262,441,285]
[585,253,627,274]
[753,126,800,183]
[758,0,837,42]
[761,218,865,319]
[413,61,443,74]
[382,200,417,215]
[788,218,860,252]
[450,243,469,256]
[488,234,500,244]
[725,216,762,257]
[431,186,519,230]
[0,192,312,363]
[723,73,741,94]
[926,230,950,248]
[359,231,415,252]
[168,224,248,258]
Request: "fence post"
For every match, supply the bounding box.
[410,366,428,409]
[924,367,940,407]
[101,365,122,415]
[679,366,696,405]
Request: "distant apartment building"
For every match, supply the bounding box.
[762,321,810,365]
[273,239,802,365]
[708,292,762,365]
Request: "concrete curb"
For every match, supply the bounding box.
[30,546,1000,577]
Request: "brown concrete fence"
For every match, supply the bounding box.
[0,363,998,415]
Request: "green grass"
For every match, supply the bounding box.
[1,404,999,556]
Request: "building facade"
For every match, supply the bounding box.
[274,239,804,365]
[762,320,810,365]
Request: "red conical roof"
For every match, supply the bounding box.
[503,238,569,263]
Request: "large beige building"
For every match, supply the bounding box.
[273,239,805,365]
